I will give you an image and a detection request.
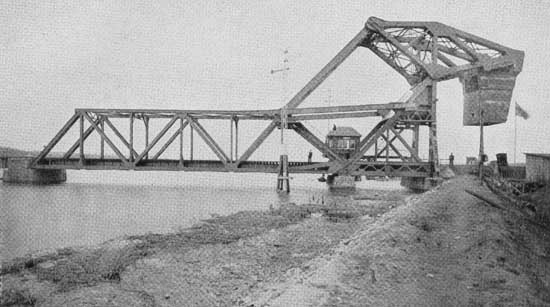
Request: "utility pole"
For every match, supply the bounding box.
[271,49,290,146]
[272,49,291,192]
[514,107,517,164]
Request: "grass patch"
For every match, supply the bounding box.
[30,243,150,292]
[0,288,36,306]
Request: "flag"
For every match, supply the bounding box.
[515,102,529,120]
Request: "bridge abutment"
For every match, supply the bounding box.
[3,157,66,184]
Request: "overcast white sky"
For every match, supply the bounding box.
[1,0,549,163]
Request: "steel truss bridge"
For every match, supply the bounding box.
[32,17,524,187]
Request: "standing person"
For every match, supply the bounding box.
[308,150,313,163]
[449,152,455,167]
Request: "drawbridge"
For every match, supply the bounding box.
[30,17,524,190]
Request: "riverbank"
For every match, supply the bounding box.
[1,188,403,306]
[2,175,550,306]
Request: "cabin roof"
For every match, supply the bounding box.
[327,126,361,137]
[525,153,550,159]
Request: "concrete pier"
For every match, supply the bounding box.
[3,157,66,184]
[327,175,356,189]
[400,177,443,191]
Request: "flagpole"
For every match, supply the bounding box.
[514,101,517,164]
[479,98,484,180]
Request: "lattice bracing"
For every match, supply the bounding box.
[31,17,524,183]
[361,17,524,84]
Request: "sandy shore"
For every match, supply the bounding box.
[2,175,550,306]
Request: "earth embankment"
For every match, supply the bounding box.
[255,176,550,306]
[2,176,550,306]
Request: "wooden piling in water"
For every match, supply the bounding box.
[277,154,290,192]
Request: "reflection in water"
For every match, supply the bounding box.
[1,170,405,260]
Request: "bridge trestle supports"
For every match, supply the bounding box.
[277,154,290,192]
[3,157,66,184]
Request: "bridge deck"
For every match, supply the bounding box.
[33,158,431,177]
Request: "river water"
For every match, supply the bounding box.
[0,170,404,260]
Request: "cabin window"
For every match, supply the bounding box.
[465,75,479,93]
[328,137,357,150]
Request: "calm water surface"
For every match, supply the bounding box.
[1,170,404,260]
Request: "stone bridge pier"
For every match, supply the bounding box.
[2,157,66,184]
[400,177,443,191]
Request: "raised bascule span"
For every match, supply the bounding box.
[23,17,524,190]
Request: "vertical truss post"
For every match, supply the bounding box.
[374,139,378,160]
[430,33,440,176]
[412,124,419,156]
[179,116,184,166]
[100,116,105,160]
[385,128,390,175]
[190,124,194,161]
[234,119,239,160]
[129,113,134,162]
[280,107,287,144]
[428,92,434,163]
[428,85,439,176]
[144,116,149,160]
[230,118,233,162]
[79,112,85,167]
